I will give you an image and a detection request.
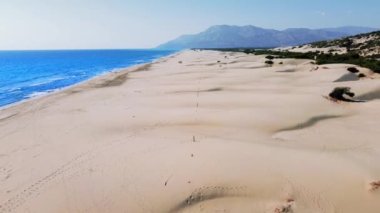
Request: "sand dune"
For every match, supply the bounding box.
[1,50,380,213]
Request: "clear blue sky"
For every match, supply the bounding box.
[0,0,379,50]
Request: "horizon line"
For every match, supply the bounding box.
[0,48,170,52]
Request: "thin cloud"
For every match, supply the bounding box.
[316,11,326,16]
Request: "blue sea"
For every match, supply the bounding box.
[0,49,175,108]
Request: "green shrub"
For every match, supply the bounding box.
[347,67,359,73]
[265,60,274,65]
[201,48,380,73]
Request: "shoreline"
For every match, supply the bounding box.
[0,51,180,112]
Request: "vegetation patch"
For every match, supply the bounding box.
[197,30,380,72]
[265,60,274,65]
[328,87,365,102]
[204,48,380,73]
[347,67,359,73]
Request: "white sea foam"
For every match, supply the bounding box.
[29,77,66,87]
[26,89,58,98]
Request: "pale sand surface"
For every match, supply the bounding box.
[1,50,380,212]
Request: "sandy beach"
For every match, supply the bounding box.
[1,50,380,212]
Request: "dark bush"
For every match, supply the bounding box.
[347,67,359,73]
[265,60,274,65]
[265,55,275,60]
[329,87,355,101]
[358,73,366,78]
[243,49,255,54]
[328,87,366,102]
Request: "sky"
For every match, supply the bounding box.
[0,0,379,50]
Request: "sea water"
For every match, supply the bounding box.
[0,49,175,107]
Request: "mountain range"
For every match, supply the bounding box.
[157,25,378,50]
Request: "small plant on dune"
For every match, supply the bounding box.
[265,60,274,65]
[265,55,275,66]
[342,38,354,52]
[347,67,359,73]
[329,87,355,101]
[328,87,365,102]
[243,49,254,54]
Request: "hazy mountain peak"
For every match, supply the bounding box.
[157,25,378,50]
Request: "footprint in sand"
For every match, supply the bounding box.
[169,185,248,212]
[274,199,295,213]
[370,181,380,191]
